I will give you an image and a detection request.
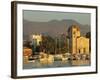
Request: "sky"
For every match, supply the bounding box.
[23,10,91,25]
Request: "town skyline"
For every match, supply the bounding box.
[23,19,90,40]
[23,24,90,69]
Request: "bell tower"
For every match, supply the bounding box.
[68,25,80,54]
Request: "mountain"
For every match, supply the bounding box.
[23,19,90,40]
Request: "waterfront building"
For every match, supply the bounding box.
[68,24,90,54]
[30,34,42,54]
[30,34,42,46]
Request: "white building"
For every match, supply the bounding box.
[30,34,42,46]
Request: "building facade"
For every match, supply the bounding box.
[68,25,90,55]
[30,34,42,46]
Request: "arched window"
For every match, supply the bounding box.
[79,49,80,53]
[84,48,86,53]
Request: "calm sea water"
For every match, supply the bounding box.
[23,60,90,69]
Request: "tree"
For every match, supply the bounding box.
[41,35,55,54]
[60,34,69,54]
[23,41,32,48]
[86,32,91,38]
[86,32,91,52]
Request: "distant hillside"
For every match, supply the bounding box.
[23,19,90,40]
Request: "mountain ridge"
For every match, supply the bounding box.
[23,19,90,40]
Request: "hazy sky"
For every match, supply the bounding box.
[23,10,90,25]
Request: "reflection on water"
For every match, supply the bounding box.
[23,60,90,69]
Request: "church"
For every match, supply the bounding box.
[68,24,90,55]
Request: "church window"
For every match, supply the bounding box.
[84,48,86,53]
[79,49,80,53]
